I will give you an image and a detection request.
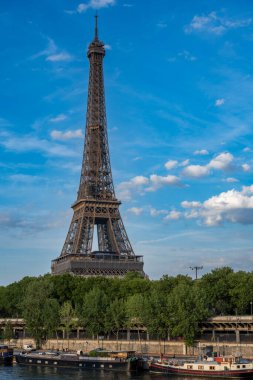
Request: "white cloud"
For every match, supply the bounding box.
[1,132,78,157]
[183,164,210,178]
[194,149,209,155]
[243,147,251,152]
[183,152,234,178]
[77,0,115,13]
[225,177,239,183]
[49,114,67,123]
[165,160,178,170]
[164,210,182,221]
[208,152,233,170]
[50,129,83,140]
[147,174,183,191]
[178,185,253,226]
[150,208,168,217]
[46,52,72,62]
[104,44,112,50]
[127,207,143,216]
[117,176,149,201]
[215,98,225,107]
[31,37,73,63]
[180,159,190,167]
[185,11,251,35]
[181,201,201,208]
[242,163,251,172]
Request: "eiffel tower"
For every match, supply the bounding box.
[51,18,144,277]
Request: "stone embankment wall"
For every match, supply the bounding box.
[7,338,253,358]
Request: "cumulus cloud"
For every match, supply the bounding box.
[164,210,182,221]
[127,207,143,216]
[208,152,233,170]
[77,0,115,13]
[147,174,183,191]
[117,173,183,200]
[183,152,234,178]
[117,176,149,201]
[164,159,189,170]
[150,208,168,217]
[183,165,210,178]
[173,185,253,226]
[194,149,209,156]
[242,163,251,172]
[50,129,83,140]
[185,11,251,35]
[165,160,178,170]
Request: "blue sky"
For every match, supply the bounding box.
[1,0,253,285]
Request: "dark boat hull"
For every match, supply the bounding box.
[149,363,253,378]
[15,354,140,372]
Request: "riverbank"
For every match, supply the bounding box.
[3,338,253,358]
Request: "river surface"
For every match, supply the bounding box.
[0,365,214,380]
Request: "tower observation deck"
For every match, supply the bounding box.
[51,18,144,277]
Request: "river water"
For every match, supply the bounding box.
[0,365,213,380]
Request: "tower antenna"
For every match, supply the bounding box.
[94,13,98,40]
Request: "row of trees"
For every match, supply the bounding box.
[1,267,253,347]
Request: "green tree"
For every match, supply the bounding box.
[59,301,76,348]
[80,287,108,341]
[21,280,58,348]
[167,279,208,346]
[105,298,127,347]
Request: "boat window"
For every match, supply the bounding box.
[198,365,204,370]
[54,361,58,365]
[45,361,48,364]
[109,365,112,368]
[242,365,246,368]
[37,360,41,363]
[187,365,193,369]
[29,359,32,363]
[209,366,215,370]
[237,365,240,368]
[100,364,104,368]
[79,363,82,367]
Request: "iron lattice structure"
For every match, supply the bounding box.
[51,18,144,277]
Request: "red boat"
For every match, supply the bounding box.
[149,355,253,378]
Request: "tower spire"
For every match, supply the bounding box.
[94,13,98,41]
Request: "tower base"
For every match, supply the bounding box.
[51,252,144,277]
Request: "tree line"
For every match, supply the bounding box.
[1,267,253,347]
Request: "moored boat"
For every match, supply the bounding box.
[149,355,253,378]
[0,345,14,365]
[15,349,143,372]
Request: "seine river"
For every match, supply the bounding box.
[1,365,212,380]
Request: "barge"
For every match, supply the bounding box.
[15,349,143,372]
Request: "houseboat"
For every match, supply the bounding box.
[15,349,143,372]
[149,355,253,377]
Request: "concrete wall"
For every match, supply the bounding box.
[5,337,253,358]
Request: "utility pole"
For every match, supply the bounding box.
[190,266,203,280]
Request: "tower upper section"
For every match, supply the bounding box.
[77,17,116,202]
